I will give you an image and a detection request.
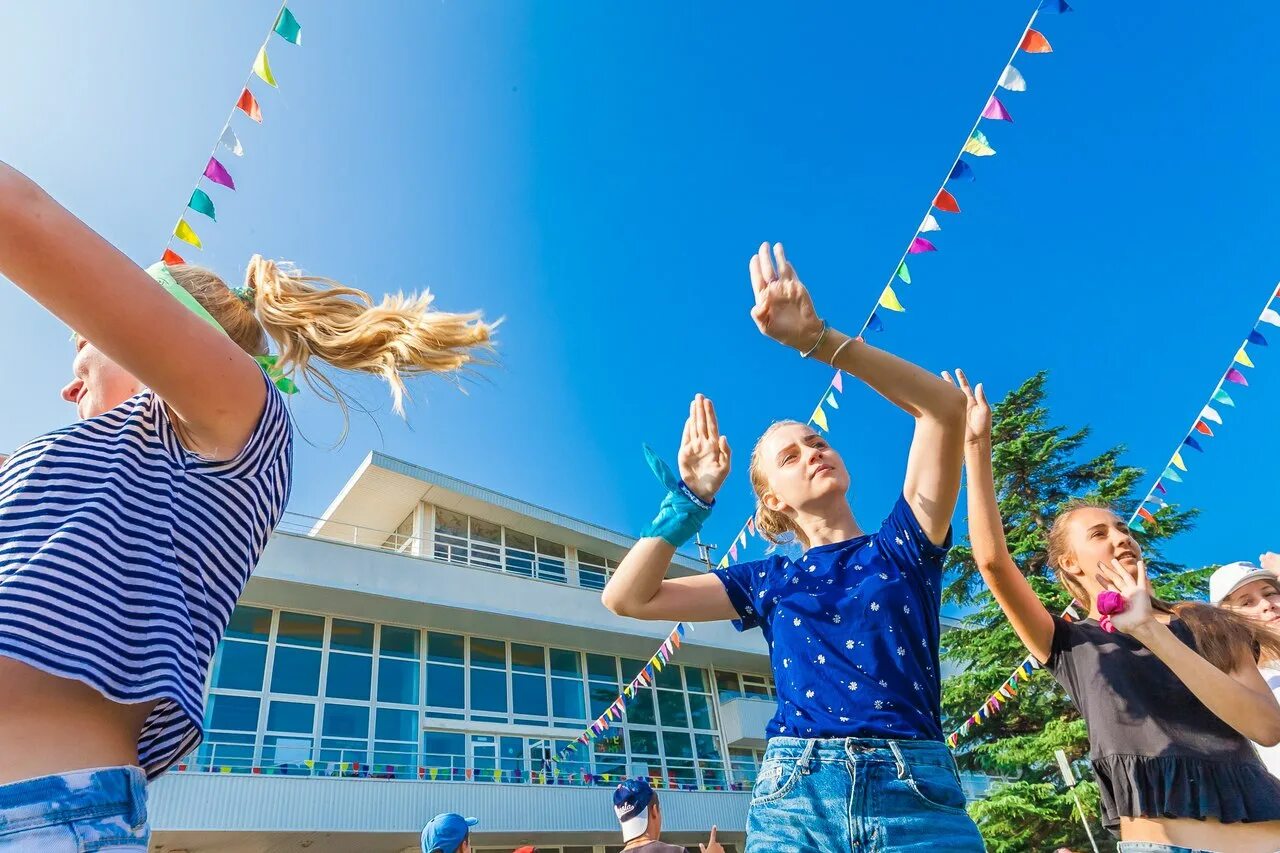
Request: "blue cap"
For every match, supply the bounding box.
[421,813,478,853]
[613,777,655,837]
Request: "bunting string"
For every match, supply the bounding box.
[163,3,301,265]
[713,0,1068,575]
[946,278,1278,748]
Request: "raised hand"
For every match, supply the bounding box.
[1261,552,1280,575]
[678,394,731,504]
[749,242,824,352]
[942,368,991,446]
[1094,558,1154,635]
[699,825,725,853]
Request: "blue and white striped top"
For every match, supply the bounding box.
[0,372,293,778]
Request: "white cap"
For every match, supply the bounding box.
[1209,561,1280,605]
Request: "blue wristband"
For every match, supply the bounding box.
[639,444,714,548]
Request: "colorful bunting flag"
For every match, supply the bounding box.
[948,161,976,182]
[919,215,941,234]
[982,95,1013,122]
[1214,388,1236,406]
[934,189,961,213]
[867,312,885,333]
[747,517,757,535]
[1260,308,1280,327]
[1235,347,1255,368]
[1021,29,1053,53]
[1162,467,1183,483]
[1193,420,1214,437]
[1225,368,1249,386]
[188,189,216,220]
[237,88,263,123]
[1248,329,1268,346]
[253,47,278,87]
[897,260,913,283]
[811,404,829,431]
[1199,406,1222,425]
[219,126,244,157]
[1039,0,1073,12]
[729,543,738,561]
[998,65,1027,92]
[173,219,202,249]
[963,130,996,157]
[204,157,236,190]
[879,286,906,312]
[1183,435,1203,452]
[826,391,839,410]
[1170,452,1186,472]
[162,248,186,266]
[274,6,303,44]
[908,236,937,254]
[832,371,844,393]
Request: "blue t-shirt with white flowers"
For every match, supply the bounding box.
[712,494,950,742]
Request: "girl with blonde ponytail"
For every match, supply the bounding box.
[604,243,980,851]
[0,162,494,848]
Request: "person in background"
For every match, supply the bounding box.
[421,813,478,853]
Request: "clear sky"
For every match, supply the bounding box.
[3,1,1278,598]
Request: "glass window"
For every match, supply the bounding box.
[689,693,716,730]
[427,664,464,709]
[326,652,372,701]
[627,689,656,726]
[506,529,534,552]
[471,518,501,545]
[742,673,772,698]
[549,649,581,678]
[322,704,369,740]
[695,733,722,759]
[587,653,618,683]
[423,731,465,775]
[684,666,709,693]
[537,539,565,558]
[205,695,259,732]
[428,632,465,665]
[225,605,271,641]
[657,689,689,728]
[277,611,325,647]
[662,730,693,759]
[513,673,548,717]
[511,644,545,674]
[267,700,315,734]
[551,677,585,720]
[379,625,419,659]
[271,646,321,696]
[471,637,506,668]
[654,663,683,690]
[210,639,266,691]
[375,708,418,742]
[590,682,619,718]
[434,508,467,537]
[629,729,659,757]
[378,658,419,705]
[716,670,741,700]
[470,668,508,713]
[330,619,374,654]
[263,735,312,767]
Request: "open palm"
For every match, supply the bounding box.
[678,394,731,503]
[748,242,823,351]
[1095,558,1154,634]
[942,368,990,445]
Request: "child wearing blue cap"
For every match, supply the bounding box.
[421,813,479,853]
[613,778,687,852]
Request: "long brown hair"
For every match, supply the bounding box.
[1047,501,1280,673]
[169,256,495,427]
[748,420,810,549]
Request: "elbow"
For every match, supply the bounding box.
[1254,717,1280,748]
[941,384,968,424]
[600,585,633,618]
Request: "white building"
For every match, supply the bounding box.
[148,452,990,853]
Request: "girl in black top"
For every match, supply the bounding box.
[952,369,1280,853]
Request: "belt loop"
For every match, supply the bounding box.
[127,767,149,830]
[798,738,818,774]
[887,741,908,780]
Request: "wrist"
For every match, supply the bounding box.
[811,328,856,364]
[1129,619,1165,646]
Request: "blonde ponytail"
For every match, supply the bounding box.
[167,256,496,423]
[748,420,810,550]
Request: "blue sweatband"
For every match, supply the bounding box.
[639,444,713,548]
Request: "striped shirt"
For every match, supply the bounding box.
[0,372,293,778]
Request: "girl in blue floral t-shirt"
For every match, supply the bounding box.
[603,242,982,852]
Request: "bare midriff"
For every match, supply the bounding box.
[1119,815,1280,853]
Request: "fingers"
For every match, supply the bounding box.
[709,825,718,842]
[703,396,720,439]
[954,367,973,396]
[757,241,776,283]
[719,434,731,465]
[694,393,709,438]
[975,382,988,407]
[681,411,693,448]
[749,255,767,297]
[941,370,953,386]
[1135,558,1148,589]
[750,301,769,332]
[773,243,790,278]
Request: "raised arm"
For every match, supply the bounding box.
[748,242,965,544]
[949,369,1055,662]
[602,395,739,623]
[0,163,265,451]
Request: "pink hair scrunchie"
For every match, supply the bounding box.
[1097,589,1128,633]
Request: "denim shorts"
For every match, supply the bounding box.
[746,736,985,852]
[0,766,148,851]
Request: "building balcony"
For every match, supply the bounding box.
[717,696,775,751]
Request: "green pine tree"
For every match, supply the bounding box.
[940,372,1206,852]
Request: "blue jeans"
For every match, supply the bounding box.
[0,766,148,851]
[746,737,985,852]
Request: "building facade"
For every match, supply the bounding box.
[148,452,991,853]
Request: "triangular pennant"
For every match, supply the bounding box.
[1039,0,1073,12]
[933,188,961,214]
[1137,507,1156,524]
[1156,482,1168,495]
[219,126,244,157]
[253,47,277,87]
[879,285,906,312]
[1183,435,1203,452]
[963,130,996,157]
[1170,452,1187,472]
[982,95,1013,122]
[826,391,839,410]
[897,260,913,283]
[919,215,940,235]
[908,236,937,254]
[866,312,885,333]
[811,404,829,432]
[1214,388,1236,406]
[998,65,1027,92]
[188,189,216,220]
[1193,420,1214,436]
[729,543,739,561]
[1260,308,1280,327]
[1020,29,1053,53]
[717,555,729,569]
[1226,368,1249,386]
[162,248,186,266]
[832,371,844,393]
[948,160,976,182]
[1162,467,1183,483]
[203,157,236,190]
[237,88,263,123]
[1199,406,1222,425]
[173,219,202,249]
[1235,347,1255,368]
[738,530,747,548]
[274,6,303,44]
[746,517,757,535]
[1248,329,1268,347]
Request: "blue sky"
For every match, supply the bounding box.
[3,1,1278,596]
